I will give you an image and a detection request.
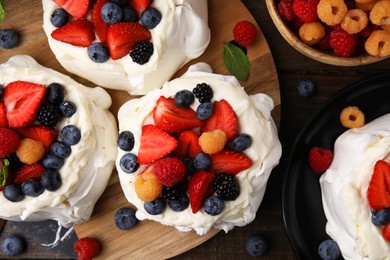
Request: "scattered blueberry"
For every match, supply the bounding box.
[59,100,77,118]
[129,40,154,65]
[297,80,316,97]
[371,209,390,226]
[141,7,162,29]
[144,197,166,215]
[40,169,62,191]
[3,184,25,202]
[21,179,45,197]
[180,157,196,175]
[122,6,138,22]
[101,2,123,24]
[168,193,189,212]
[193,153,210,170]
[110,0,127,5]
[203,196,224,216]
[88,42,110,63]
[50,141,71,159]
[60,125,81,146]
[117,131,135,151]
[229,133,252,152]
[50,8,69,27]
[119,153,139,173]
[246,234,269,257]
[196,102,213,120]
[42,154,64,170]
[114,207,138,230]
[46,83,65,104]
[0,29,20,49]
[1,235,26,256]
[318,239,341,260]
[174,90,195,108]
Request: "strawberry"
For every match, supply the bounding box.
[0,128,20,157]
[138,124,178,164]
[14,163,45,185]
[51,20,95,47]
[367,160,390,211]
[383,223,390,242]
[233,21,257,47]
[53,0,90,19]
[91,0,109,43]
[106,22,151,60]
[3,81,46,128]
[153,96,204,133]
[188,170,215,213]
[201,99,237,140]
[210,149,253,175]
[147,157,186,187]
[172,130,202,158]
[0,102,7,128]
[74,237,101,260]
[129,0,152,16]
[308,146,333,173]
[16,125,58,148]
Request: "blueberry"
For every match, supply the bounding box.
[59,100,77,118]
[101,2,123,24]
[114,207,138,230]
[371,209,390,226]
[229,133,252,152]
[0,29,20,49]
[203,196,224,216]
[144,197,166,215]
[60,125,81,146]
[246,234,269,257]
[40,169,62,191]
[50,8,69,27]
[193,153,210,170]
[117,131,135,151]
[180,157,196,175]
[1,235,26,256]
[42,154,64,170]
[297,80,316,97]
[110,0,127,5]
[3,184,25,202]
[196,102,213,120]
[122,6,138,22]
[21,179,45,197]
[174,90,195,108]
[46,83,65,104]
[318,239,341,260]
[88,42,110,63]
[168,193,189,212]
[50,141,71,159]
[119,153,139,173]
[140,7,162,29]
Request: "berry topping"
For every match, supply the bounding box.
[42,154,64,170]
[162,184,184,200]
[129,40,154,65]
[3,184,24,202]
[50,141,71,159]
[384,223,390,242]
[91,0,109,43]
[16,138,45,165]
[59,100,77,118]
[53,0,90,20]
[51,20,95,47]
[37,103,60,127]
[74,237,101,260]
[203,196,224,216]
[308,146,333,173]
[229,133,252,152]
[188,170,214,213]
[1,235,26,256]
[192,83,213,103]
[50,8,69,28]
[371,208,390,226]
[329,27,359,57]
[246,234,269,257]
[174,90,195,108]
[0,128,20,157]
[199,129,227,155]
[117,131,135,151]
[88,42,110,63]
[122,6,138,22]
[101,2,123,25]
[232,21,257,47]
[119,153,139,173]
[16,125,58,148]
[60,125,81,146]
[297,80,316,97]
[40,169,62,191]
[292,0,319,23]
[367,160,390,211]
[45,83,65,105]
[173,130,202,158]
[210,149,253,175]
[193,153,211,170]
[0,29,20,49]
[140,7,162,29]
[135,172,163,202]
[168,193,190,212]
[21,179,45,197]
[213,174,240,201]
[0,102,7,128]
[130,0,152,16]
[14,163,45,185]
[148,157,186,187]
[317,239,341,260]
[114,207,138,230]
[144,197,166,215]
[196,102,213,120]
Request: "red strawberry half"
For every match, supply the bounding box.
[308,146,333,173]
[210,149,253,175]
[53,0,90,19]
[367,160,390,211]
[16,125,58,148]
[91,0,109,43]
[0,128,20,158]
[129,0,152,16]
[0,102,7,128]
[172,130,202,158]
[51,20,95,47]
[147,157,186,187]
[188,170,215,213]
[14,163,45,185]
[383,223,390,242]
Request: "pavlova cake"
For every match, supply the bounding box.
[115,62,282,235]
[320,113,390,259]
[42,0,210,95]
[0,55,117,228]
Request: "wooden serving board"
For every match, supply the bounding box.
[0,0,280,259]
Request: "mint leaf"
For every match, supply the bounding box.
[223,42,250,81]
[0,0,5,23]
[0,159,9,187]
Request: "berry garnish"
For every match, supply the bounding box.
[129,40,154,65]
[371,209,390,226]
[229,133,252,152]
[193,83,213,103]
[297,80,316,97]
[42,154,64,170]
[174,90,195,108]
[88,42,110,63]
[383,223,390,242]
[37,103,60,127]
[2,184,24,202]
[74,237,101,260]
[173,130,202,158]
[213,174,240,201]
[53,0,90,20]
[140,7,162,29]
[1,234,26,256]
[292,0,319,23]
[50,141,71,159]
[51,20,95,47]
[196,102,213,120]
[246,234,269,257]
[59,100,77,118]
[210,149,253,175]
[0,128,20,157]
[199,129,227,155]
[308,146,333,173]
[130,0,152,16]
[162,184,184,200]
[0,102,7,128]
[147,157,186,187]
[40,169,62,192]
[203,196,224,216]
[14,163,45,185]
[0,29,20,49]
[144,197,166,215]
[193,153,211,170]
[91,0,109,43]
[188,170,214,213]
[21,179,45,197]
[119,153,139,173]
[60,125,81,146]
[233,20,257,47]
[168,193,190,212]
[50,8,69,28]
[101,2,123,25]
[317,239,341,260]
[117,131,135,151]
[45,83,65,104]
[367,160,390,211]
[115,207,138,230]
[278,0,296,22]
[135,171,163,202]
[329,27,359,57]
[16,125,58,148]
[16,138,45,165]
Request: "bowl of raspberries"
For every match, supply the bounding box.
[266,0,390,65]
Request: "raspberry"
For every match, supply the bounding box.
[316,27,332,50]
[365,29,390,57]
[150,157,186,187]
[292,0,319,23]
[308,146,333,173]
[199,129,227,154]
[232,21,257,47]
[317,0,348,26]
[299,21,325,45]
[16,138,45,165]
[339,106,365,128]
[330,27,359,57]
[74,237,100,260]
[135,172,163,202]
[0,128,20,157]
[278,0,296,21]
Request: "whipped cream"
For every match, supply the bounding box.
[116,63,282,235]
[0,55,118,228]
[320,113,390,259]
[41,0,210,95]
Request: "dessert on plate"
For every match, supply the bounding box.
[0,55,117,228]
[320,113,390,259]
[42,0,210,95]
[116,62,282,235]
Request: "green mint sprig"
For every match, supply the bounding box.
[0,0,5,23]
[223,42,250,81]
[0,159,9,188]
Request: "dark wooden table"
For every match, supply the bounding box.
[1,0,390,259]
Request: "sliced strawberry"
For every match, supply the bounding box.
[129,0,152,16]
[201,99,237,140]
[147,157,186,187]
[106,22,151,60]
[210,149,253,175]
[14,163,45,185]
[0,102,7,128]
[53,0,90,19]
[138,124,178,164]
[367,160,390,211]
[153,97,204,133]
[383,223,390,242]
[16,126,58,148]
[3,81,46,128]
[51,20,95,47]
[0,128,20,158]
[172,130,203,158]
[91,0,109,43]
[188,170,215,213]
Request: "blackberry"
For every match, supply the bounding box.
[213,174,240,201]
[162,184,183,200]
[4,153,24,172]
[37,104,59,127]
[193,83,213,103]
[129,41,154,65]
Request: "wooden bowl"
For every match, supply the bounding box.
[265,0,388,66]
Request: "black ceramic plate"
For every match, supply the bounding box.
[282,74,390,259]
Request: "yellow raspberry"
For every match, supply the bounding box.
[199,130,227,154]
[370,0,390,25]
[339,106,365,128]
[341,9,368,34]
[299,21,326,45]
[317,0,348,26]
[16,138,45,165]
[135,172,163,202]
[365,29,390,56]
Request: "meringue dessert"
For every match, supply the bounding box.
[116,62,282,235]
[42,0,210,95]
[0,55,117,228]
